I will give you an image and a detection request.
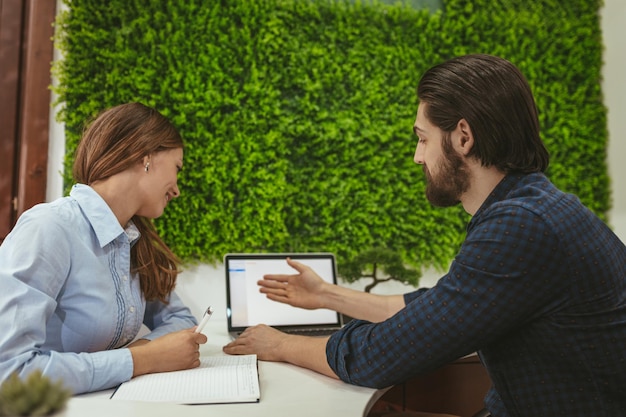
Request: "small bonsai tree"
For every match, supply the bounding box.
[339,247,421,293]
[0,370,71,416]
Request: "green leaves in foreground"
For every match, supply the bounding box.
[0,371,71,417]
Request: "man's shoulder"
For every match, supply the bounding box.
[469,174,569,239]
[475,172,604,243]
[491,173,574,217]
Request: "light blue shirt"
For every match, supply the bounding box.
[0,184,197,394]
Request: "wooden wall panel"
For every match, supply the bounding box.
[0,0,24,239]
[0,0,56,241]
[16,0,56,216]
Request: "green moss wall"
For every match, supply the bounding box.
[54,0,608,271]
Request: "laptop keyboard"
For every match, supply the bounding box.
[280,328,339,336]
[234,327,340,338]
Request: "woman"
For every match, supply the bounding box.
[0,102,207,394]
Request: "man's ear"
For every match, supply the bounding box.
[455,118,474,156]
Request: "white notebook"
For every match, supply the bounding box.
[110,354,260,404]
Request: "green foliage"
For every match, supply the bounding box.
[0,371,71,416]
[340,247,421,292]
[439,0,609,216]
[52,0,609,277]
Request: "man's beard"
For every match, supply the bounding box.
[424,144,470,207]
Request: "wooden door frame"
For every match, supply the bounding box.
[0,0,56,241]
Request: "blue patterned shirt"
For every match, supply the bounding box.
[327,173,626,416]
[0,184,197,394]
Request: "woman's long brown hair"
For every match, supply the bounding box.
[73,102,183,303]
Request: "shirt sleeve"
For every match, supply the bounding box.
[403,287,429,304]
[326,203,565,388]
[141,291,198,340]
[0,211,134,394]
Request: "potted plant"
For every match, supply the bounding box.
[0,371,71,416]
[339,247,421,293]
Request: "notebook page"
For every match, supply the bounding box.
[111,354,259,404]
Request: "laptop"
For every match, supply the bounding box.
[224,253,343,338]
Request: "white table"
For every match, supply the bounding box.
[64,319,384,417]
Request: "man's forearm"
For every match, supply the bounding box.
[279,335,338,379]
[321,283,405,322]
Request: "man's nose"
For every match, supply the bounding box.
[413,144,424,165]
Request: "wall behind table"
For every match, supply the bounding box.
[48,0,626,320]
[602,0,626,238]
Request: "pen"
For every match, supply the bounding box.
[195,306,213,334]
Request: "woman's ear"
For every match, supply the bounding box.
[142,155,151,172]
[456,118,474,156]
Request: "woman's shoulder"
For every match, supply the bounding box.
[14,196,86,236]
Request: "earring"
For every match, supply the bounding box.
[144,162,150,172]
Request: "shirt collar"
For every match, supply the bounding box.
[70,183,127,248]
[470,172,529,222]
[125,221,141,247]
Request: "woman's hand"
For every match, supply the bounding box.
[129,328,207,376]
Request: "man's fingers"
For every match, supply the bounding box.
[265,293,288,304]
[261,274,291,283]
[286,257,307,271]
[258,278,287,288]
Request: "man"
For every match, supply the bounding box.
[223,54,626,416]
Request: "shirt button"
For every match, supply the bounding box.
[129,306,135,313]
[122,275,128,281]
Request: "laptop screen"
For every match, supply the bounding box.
[224,253,341,332]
